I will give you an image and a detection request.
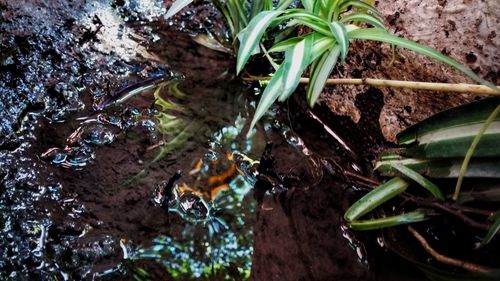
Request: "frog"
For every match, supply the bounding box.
[153,151,260,232]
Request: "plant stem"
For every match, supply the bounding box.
[407,225,491,273]
[453,104,500,201]
[242,76,500,96]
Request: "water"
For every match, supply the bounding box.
[0,1,266,279]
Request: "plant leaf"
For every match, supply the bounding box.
[328,21,349,61]
[248,64,286,132]
[339,0,382,18]
[340,13,386,29]
[307,44,341,106]
[269,36,306,53]
[348,28,496,89]
[388,163,444,200]
[397,97,500,158]
[375,154,500,178]
[165,0,194,19]
[279,35,314,101]
[311,35,336,60]
[236,11,283,74]
[301,0,314,12]
[344,177,408,222]
[348,210,429,230]
[477,212,500,248]
[276,10,331,35]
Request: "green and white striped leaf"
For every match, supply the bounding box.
[328,21,349,61]
[388,163,444,200]
[269,36,306,53]
[340,13,386,29]
[348,28,496,89]
[348,210,429,230]
[276,10,331,35]
[339,0,382,18]
[311,35,335,60]
[396,97,500,158]
[376,153,500,178]
[344,177,409,222]
[236,11,283,74]
[307,44,341,106]
[165,0,193,19]
[249,64,286,131]
[279,35,314,101]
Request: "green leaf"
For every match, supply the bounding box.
[388,163,444,200]
[269,36,306,53]
[307,44,341,106]
[165,0,194,19]
[344,177,408,222]
[311,35,336,61]
[212,0,235,36]
[279,35,314,101]
[301,0,314,12]
[340,13,386,29]
[276,10,331,35]
[229,0,249,29]
[348,28,496,89]
[250,0,265,18]
[348,210,429,230]
[236,11,283,74]
[397,97,500,158]
[248,64,286,131]
[398,97,500,145]
[477,212,500,248]
[339,0,382,18]
[375,154,500,178]
[328,21,349,61]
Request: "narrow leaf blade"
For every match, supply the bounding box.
[344,177,409,222]
[237,11,283,74]
[249,65,286,131]
[389,163,445,200]
[340,13,386,29]
[307,44,341,106]
[348,28,496,88]
[165,0,194,19]
[328,21,349,61]
[279,35,314,101]
[348,210,429,230]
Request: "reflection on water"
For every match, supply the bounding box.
[36,76,264,279]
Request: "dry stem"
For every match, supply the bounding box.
[243,76,500,96]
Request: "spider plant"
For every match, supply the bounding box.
[237,0,496,131]
[347,98,500,245]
